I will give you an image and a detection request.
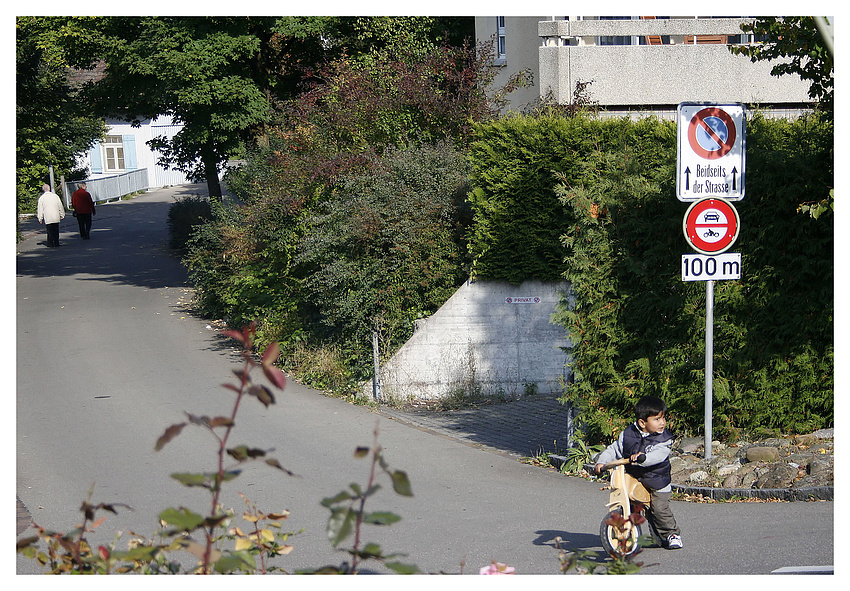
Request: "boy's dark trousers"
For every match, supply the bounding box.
[646,489,680,540]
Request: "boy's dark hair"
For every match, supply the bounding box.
[634,395,667,421]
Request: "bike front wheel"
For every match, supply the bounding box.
[599,508,643,558]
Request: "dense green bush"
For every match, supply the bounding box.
[295,140,472,377]
[167,195,213,252]
[543,113,833,442]
[181,198,303,344]
[179,140,471,388]
[466,115,674,283]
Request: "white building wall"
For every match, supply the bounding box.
[477,16,815,115]
[537,18,812,114]
[476,16,551,112]
[82,115,193,189]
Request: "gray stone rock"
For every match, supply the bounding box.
[809,459,831,475]
[679,437,703,454]
[786,453,814,467]
[747,446,780,463]
[762,437,792,448]
[688,470,710,484]
[722,472,743,488]
[717,462,742,477]
[794,433,818,446]
[756,463,798,489]
[741,470,759,488]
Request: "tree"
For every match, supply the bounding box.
[70,17,333,198]
[730,17,834,114]
[15,17,106,213]
[76,18,261,198]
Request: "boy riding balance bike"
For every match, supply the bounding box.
[593,395,683,554]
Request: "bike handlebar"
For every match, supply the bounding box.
[593,453,647,472]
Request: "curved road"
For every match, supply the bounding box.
[16,186,833,575]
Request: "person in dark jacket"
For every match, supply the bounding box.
[594,395,683,549]
[71,182,96,239]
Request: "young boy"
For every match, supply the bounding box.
[594,395,683,549]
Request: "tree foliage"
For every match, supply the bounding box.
[730,17,834,114]
[294,141,471,370]
[15,16,106,213]
[73,17,296,198]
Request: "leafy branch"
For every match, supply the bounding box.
[153,322,292,573]
[302,427,419,574]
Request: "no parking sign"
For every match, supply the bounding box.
[677,103,745,201]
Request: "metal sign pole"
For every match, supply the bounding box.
[704,280,714,459]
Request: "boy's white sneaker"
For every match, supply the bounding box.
[666,534,683,549]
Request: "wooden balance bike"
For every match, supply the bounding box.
[591,456,661,557]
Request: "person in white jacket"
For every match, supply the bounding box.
[36,184,65,247]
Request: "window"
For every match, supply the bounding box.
[598,16,638,46]
[103,135,125,172]
[496,17,506,64]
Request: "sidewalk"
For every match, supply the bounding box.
[372,395,571,459]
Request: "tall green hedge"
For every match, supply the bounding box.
[466,115,674,282]
[467,112,833,441]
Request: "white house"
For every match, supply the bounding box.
[475,16,814,118]
[83,115,194,188]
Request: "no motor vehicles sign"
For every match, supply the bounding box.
[677,103,746,201]
[683,197,740,255]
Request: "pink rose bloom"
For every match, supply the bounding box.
[480,561,516,575]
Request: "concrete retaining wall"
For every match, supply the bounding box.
[366,279,572,401]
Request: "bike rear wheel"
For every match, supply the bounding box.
[599,508,643,558]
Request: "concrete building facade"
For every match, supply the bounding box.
[476,16,814,118]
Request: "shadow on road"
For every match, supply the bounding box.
[16,185,241,363]
[17,197,190,289]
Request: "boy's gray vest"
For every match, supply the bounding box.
[621,423,673,490]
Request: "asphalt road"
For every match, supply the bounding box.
[16,186,834,576]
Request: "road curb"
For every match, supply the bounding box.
[672,483,833,501]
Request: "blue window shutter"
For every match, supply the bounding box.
[122,135,137,170]
[90,144,103,174]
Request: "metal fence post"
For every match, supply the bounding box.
[372,331,382,401]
